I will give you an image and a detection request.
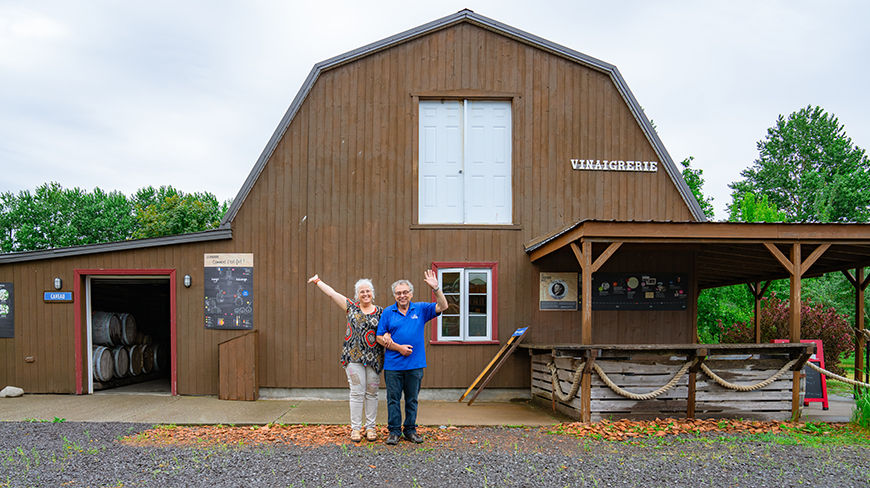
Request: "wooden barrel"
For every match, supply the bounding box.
[92,345,114,382]
[127,344,143,376]
[92,312,121,346]
[118,313,138,346]
[111,345,129,378]
[153,342,170,372]
[140,344,154,374]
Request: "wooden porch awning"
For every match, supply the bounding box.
[524,219,870,410]
[525,219,870,290]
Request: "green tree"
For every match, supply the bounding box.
[728,105,870,223]
[0,183,230,252]
[132,186,228,239]
[679,156,715,219]
[0,182,135,252]
[728,192,787,222]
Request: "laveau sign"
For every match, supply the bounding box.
[571,159,658,172]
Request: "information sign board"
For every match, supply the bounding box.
[204,253,254,330]
[591,273,688,310]
[0,283,12,338]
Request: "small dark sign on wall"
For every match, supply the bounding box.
[204,254,254,330]
[592,273,688,310]
[0,283,13,338]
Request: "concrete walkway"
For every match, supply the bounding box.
[0,381,856,426]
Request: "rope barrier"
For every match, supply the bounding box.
[700,358,798,391]
[593,361,692,400]
[806,361,870,388]
[546,354,869,405]
[546,361,585,402]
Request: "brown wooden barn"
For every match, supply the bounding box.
[1,10,867,421]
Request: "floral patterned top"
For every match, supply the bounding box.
[341,299,384,373]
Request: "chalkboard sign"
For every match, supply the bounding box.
[204,254,254,330]
[804,364,823,400]
[0,283,12,338]
[773,338,828,409]
[591,273,688,310]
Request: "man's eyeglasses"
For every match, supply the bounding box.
[394,290,411,296]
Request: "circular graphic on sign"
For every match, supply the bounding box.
[627,277,639,289]
[0,289,7,301]
[601,281,611,291]
[548,280,568,300]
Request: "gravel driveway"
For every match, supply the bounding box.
[1,421,868,487]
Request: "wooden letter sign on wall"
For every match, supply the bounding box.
[204,253,254,330]
[539,272,578,311]
[0,283,12,338]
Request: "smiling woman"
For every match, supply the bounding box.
[308,274,384,442]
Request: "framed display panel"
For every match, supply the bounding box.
[0,283,12,338]
[204,254,254,330]
[592,273,687,310]
[539,272,578,311]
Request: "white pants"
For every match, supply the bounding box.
[345,362,379,430]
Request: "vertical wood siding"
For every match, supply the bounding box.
[0,22,696,394]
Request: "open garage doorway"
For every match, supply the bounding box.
[74,269,177,395]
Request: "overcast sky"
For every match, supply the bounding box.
[2,1,868,220]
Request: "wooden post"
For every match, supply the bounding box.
[856,268,867,387]
[686,349,706,420]
[747,281,771,344]
[581,349,597,422]
[790,244,802,419]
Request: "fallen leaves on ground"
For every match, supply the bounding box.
[120,418,853,448]
[551,418,850,442]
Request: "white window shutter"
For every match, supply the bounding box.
[464,101,512,224]
[419,100,464,224]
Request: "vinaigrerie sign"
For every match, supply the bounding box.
[571,159,658,172]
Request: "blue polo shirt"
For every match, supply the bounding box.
[377,301,439,371]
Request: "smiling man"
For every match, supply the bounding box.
[376,269,448,445]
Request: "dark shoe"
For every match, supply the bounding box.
[385,433,400,445]
[405,432,424,444]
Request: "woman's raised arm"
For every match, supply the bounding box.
[308,274,349,311]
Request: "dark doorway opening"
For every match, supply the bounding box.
[89,278,171,393]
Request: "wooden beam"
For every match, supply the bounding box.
[764,242,795,275]
[591,242,622,273]
[800,244,830,273]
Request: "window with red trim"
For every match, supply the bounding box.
[431,262,498,344]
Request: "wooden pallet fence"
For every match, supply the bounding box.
[531,354,799,421]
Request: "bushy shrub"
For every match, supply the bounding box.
[719,292,854,376]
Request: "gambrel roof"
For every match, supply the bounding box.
[220,9,707,227]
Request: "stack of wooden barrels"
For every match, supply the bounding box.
[91,311,169,384]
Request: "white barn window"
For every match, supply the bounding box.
[434,265,495,342]
[418,100,512,224]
